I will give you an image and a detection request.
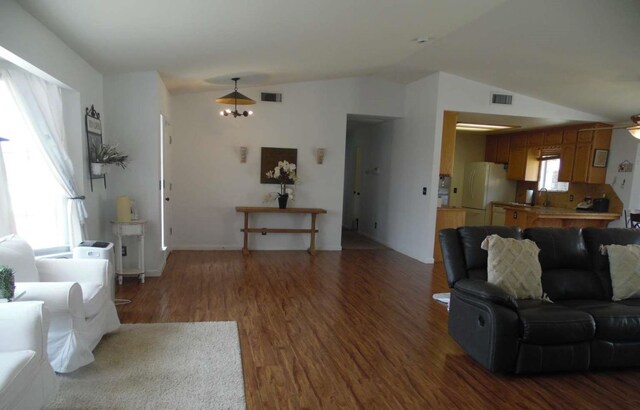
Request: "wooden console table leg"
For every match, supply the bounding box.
[308,213,317,255]
[243,212,250,255]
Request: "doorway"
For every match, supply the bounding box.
[160,114,172,252]
[341,114,392,250]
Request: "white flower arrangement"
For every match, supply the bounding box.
[264,160,299,205]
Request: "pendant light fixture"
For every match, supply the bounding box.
[216,77,255,118]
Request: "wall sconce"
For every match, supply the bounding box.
[240,146,247,163]
[316,148,325,164]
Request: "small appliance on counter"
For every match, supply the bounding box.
[576,196,593,211]
[592,197,610,212]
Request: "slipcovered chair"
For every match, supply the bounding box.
[0,235,120,373]
[0,301,59,409]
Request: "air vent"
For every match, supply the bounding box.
[261,92,282,102]
[491,93,513,105]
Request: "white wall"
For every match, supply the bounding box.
[0,0,106,240]
[170,77,404,251]
[607,129,640,226]
[103,71,168,274]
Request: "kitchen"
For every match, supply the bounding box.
[434,111,623,262]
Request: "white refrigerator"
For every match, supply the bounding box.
[461,162,516,226]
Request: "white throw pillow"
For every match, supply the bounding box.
[0,235,39,282]
[604,244,640,301]
[481,235,544,300]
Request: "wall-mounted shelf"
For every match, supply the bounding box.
[86,105,106,192]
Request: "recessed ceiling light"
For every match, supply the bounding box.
[456,123,515,132]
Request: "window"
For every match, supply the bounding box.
[538,158,568,192]
[0,79,69,250]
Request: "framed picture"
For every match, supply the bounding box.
[593,149,609,168]
[85,105,102,136]
[261,147,298,184]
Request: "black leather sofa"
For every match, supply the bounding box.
[439,226,640,374]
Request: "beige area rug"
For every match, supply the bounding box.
[46,322,246,410]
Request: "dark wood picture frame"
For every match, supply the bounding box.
[261,147,298,184]
[593,149,609,168]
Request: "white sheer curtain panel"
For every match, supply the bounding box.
[0,142,17,236]
[2,68,87,244]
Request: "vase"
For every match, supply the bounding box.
[91,162,107,176]
[278,194,288,209]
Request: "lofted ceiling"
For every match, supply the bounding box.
[15,0,640,122]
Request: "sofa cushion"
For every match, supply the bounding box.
[516,301,595,345]
[482,235,543,300]
[582,228,640,300]
[78,282,107,318]
[541,269,604,301]
[0,350,37,400]
[523,228,591,270]
[524,228,604,300]
[604,244,640,301]
[0,236,39,282]
[458,226,522,272]
[564,301,640,342]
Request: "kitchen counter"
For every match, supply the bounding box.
[434,207,466,262]
[494,202,620,228]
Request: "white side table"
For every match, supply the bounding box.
[111,220,147,285]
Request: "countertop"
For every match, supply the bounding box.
[437,206,466,211]
[492,201,620,220]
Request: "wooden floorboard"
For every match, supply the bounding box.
[116,249,640,409]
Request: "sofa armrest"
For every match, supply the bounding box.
[15,282,84,317]
[0,301,48,356]
[439,229,468,287]
[36,258,109,286]
[454,279,517,310]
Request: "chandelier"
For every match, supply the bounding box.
[216,77,255,118]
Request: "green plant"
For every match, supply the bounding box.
[0,266,15,300]
[90,143,129,169]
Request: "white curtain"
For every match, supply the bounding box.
[1,68,87,245]
[0,143,17,236]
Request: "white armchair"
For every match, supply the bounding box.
[0,301,59,410]
[0,235,120,373]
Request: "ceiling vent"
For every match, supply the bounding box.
[491,93,513,105]
[261,92,282,102]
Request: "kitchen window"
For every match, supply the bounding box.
[538,158,569,192]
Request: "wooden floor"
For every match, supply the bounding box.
[116,249,640,409]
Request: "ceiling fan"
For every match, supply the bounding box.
[579,114,640,139]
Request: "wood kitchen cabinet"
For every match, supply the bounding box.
[485,134,497,162]
[544,128,563,145]
[528,131,544,146]
[440,111,457,176]
[558,144,576,182]
[434,208,466,262]
[571,127,612,184]
[496,134,511,163]
[485,134,511,163]
[572,142,592,183]
[507,146,539,181]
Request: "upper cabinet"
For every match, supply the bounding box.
[485,123,612,183]
[440,111,458,176]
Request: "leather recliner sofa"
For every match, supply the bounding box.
[439,226,640,374]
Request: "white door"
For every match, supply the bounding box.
[160,115,172,251]
[352,146,362,230]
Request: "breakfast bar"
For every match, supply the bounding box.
[236,206,327,255]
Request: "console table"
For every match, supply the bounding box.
[236,207,327,255]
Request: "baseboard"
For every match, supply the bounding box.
[171,245,243,251]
